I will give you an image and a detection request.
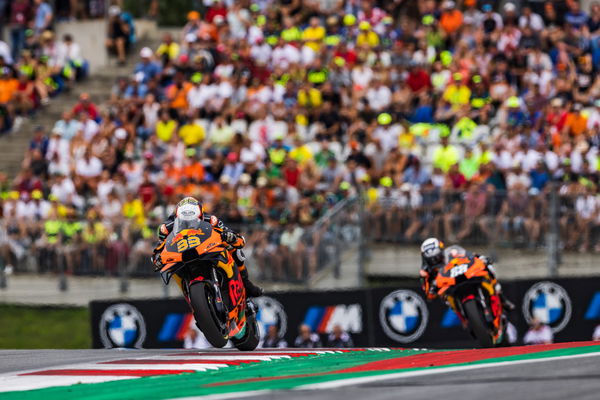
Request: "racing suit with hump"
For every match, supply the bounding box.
[153,212,263,298]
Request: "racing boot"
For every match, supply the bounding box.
[495,283,515,311]
[233,249,263,298]
[500,294,515,312]
[239,267,263,298]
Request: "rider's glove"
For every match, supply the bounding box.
[222,231,237,245]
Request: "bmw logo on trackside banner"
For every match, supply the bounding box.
[379,289,429,343]
[254,296,288,339]
[522,281,572,333]
[99,303,147,348]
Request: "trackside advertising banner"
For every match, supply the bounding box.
[90,278,600,349]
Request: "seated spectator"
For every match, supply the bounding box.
[105,5,130,65]
[57,34,88,82]
[593,324,600,341]
[326,325,354,348]
[523,318,553,345]
[294,324,322,348]
[134,47,161,84]
[52,111,81,141]
[183,324,211,349]
[0,68,18,133]
[262,325,287,348]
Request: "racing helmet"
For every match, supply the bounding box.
[420,237,445,268]
[176,197,203,221]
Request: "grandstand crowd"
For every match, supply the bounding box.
[2,0,600,280]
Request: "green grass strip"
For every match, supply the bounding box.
[0,305,90,349]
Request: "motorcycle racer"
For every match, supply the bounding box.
[152,197,263,298]
[419,237,514,310]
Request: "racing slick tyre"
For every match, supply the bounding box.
[463,299,494,348]
[232,310,260,351]
[190,283,228,348]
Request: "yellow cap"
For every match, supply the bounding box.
[359,21,371,31]
[31,189,43,200]
[377,113,392,125]
[380,177,393,187]
[296,114,308,126]
[343,14,357,26]
[506,96,520,108]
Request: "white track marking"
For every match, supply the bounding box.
[32,363,230,371]
[171,390,272,400]
[0,376,133,393]
[155,355,291,361]
[298,351,600,390]
[0,350,313,393]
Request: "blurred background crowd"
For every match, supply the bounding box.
[0,0,90,134]
[2,0,600,282]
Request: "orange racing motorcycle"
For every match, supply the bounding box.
[424,246,507,347]
[155,217,259,350]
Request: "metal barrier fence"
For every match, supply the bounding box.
[1,184,598,289]
[0,197,365,288]
[364,183,600,275]
[365,185,577,248]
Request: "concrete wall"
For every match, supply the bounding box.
[56,19,159,74]
[55,20,107,74]
[2,19,159,75]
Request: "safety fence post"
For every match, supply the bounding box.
[547,181,560,277]
[0,256,6,289]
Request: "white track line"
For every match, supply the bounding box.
[0,376,133,393]
[298,351,600,390]
[152,355,291,361]
[171,390,272,400]
[0,351,303,393]
[25,363,231,371]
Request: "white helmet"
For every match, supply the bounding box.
[420,237,445,267]
[176,197,202,221]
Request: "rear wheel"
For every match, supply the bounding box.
[463,299,494,348]
[189,283,228,348]
[232,309,260,351]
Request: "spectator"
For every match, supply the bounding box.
[72,93,98,121]
[134,47,161,83]
[593,324,600,341]
[523,318,553,345]
[57,34,87,82]
[105,5,129,65]
[52,111,81,141]
[183,324,211,349]
[262,325,287,348]
[294,324,322,348]
[8,0,30,62]
[326,325,354,348]
[33,0,53,36]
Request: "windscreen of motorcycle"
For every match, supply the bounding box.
[173,203,202,233]
[444,245,467,263]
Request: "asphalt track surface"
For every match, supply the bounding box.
[253,355,600,400]
[1,347,599,400]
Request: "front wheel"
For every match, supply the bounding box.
[189,283,228,348]
[463,299,494,348]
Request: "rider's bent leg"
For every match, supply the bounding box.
[232,249,263,298]
[487,263,515,311]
